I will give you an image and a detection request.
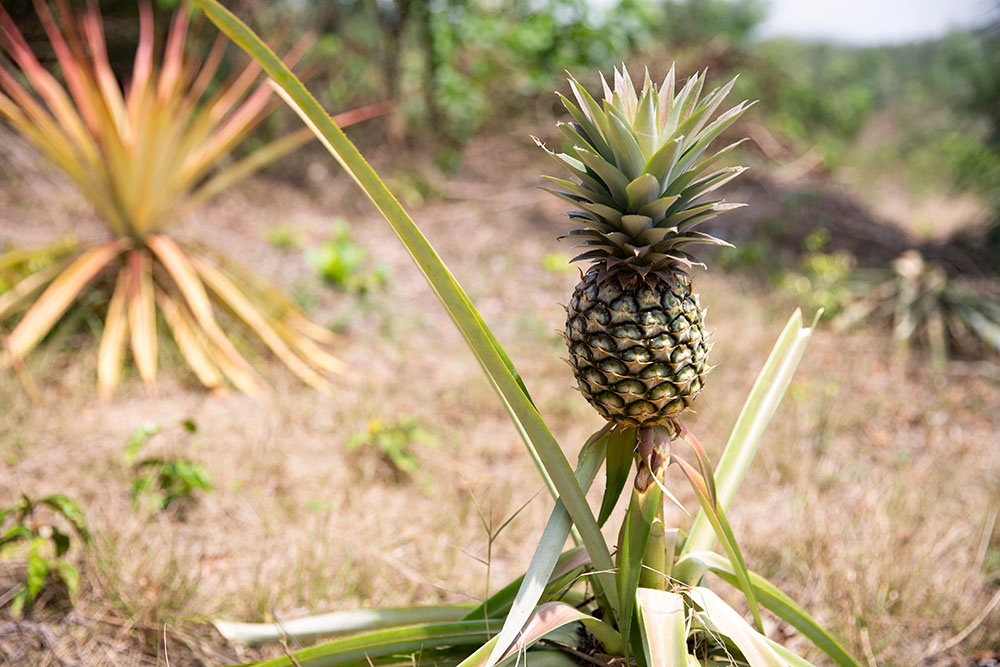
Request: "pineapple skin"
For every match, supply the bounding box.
[566,266,709,427]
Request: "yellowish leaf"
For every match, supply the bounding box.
[126,249,157,391]
[5,239,126,360]
[146,235,260,394]
[156,288,225,394]
[190,256,331,392]
[98,270,130,402]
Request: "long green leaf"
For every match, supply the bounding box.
[765,637,821,667]
[671,456,762,632]
[674,551,861,667]
[463,547,590,622]
[617,481,661,649]
[241,620,495,667]
[192,0,617,621]
[40,495,90,544]
[482,425,610,667]
[214,605,474,645]
[598,428,635,527]
[687,587,783,667]
[682,309,818,557]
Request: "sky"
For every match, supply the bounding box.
[757,0,997,45]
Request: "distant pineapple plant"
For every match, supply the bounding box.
[0,2,384,397]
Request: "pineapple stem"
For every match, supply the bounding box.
[636,426,672,591]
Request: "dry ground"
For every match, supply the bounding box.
[0,124,998,666]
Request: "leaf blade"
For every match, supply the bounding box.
[675,551,861,667]
[97,270,130,401]
[5,240,125,360]
[682,310,818,557]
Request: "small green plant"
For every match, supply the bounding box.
[717,238,771,274]
[268,224,304,249]
[0,237,78,293]
[345,417,435,476]
[384,170,443,209]
[126,420,213,515]
[0,494,90,616]
[781,248,856,318]
[308,220,389,293]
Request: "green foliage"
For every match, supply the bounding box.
[737,30,1000,202]
[0,494,90,616]
[780,230,856,318]
[424,0,655,141]
[782,250,854,317]
[296,0,669,143]
[735,41,877,153]
[268,224,304,249]
[126,420,213,515]
[125,422,162,464]
[384,170,443,208]
[540,252,574,274]
[345,417,435,476]
[660,0,766,48]
[308,220,388,293]
[131,460,213,514]
[716,239,770,273]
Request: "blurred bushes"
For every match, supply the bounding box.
[3,0,997,237]
[659,0,765,49]
[297,0,668,144]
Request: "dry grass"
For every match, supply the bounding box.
[0,125,998,666]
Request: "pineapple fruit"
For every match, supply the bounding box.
[538,65,752,427]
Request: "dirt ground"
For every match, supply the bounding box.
[0,122,998,666]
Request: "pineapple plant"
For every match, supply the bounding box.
[537,65,751,426]
[169,4,864,665]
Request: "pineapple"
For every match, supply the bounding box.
[538,65,752,427]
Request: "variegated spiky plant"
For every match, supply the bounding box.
[537,65,752,426]
[0,1,386,398]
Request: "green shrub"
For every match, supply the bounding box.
[0,494,90,616]
[125,420,213,516]
[308,220,389,293]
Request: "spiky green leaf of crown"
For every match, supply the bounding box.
[536,65,753,279]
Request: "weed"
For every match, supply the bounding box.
[308,220,389,294]
[268,224,305,249]
[0,494,90,616]
[345,417,435,477]
[384,170,444,208]
[717,239,771,274]
[780,248,856,317]
[125,420,213,517]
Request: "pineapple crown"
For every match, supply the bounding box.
[536,64,754,279]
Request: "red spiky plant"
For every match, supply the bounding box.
[0,1,387,399]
